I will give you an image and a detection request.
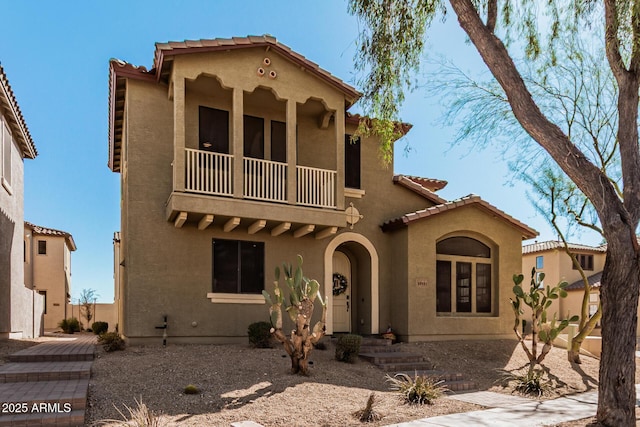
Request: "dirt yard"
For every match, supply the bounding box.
[86,338,624,426]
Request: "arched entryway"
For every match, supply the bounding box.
[324,232,379,335]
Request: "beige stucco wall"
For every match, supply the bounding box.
[67,303,117,331]
[116,47,530,344]
[0,117,43,339]
[402,206,525,341]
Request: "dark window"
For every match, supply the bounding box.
[436,260,451,312]
[38,291,47,314]
[271,121,287,163]
[244,115,264,159]
[38,240,46,255]
[212,239,264,294]
[345,134,361,189]
[456,262,472,312]
[199,106,229,153]
[437,237,490,258]
[476,263,492,313]
[572,254,594,271]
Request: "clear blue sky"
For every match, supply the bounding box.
[1,1,602,302]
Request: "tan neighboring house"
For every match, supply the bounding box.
[23,222,76,330]
[0,64,41,339]
[108,35,538,345]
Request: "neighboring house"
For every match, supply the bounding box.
[23,222,76,330]
[522,240,607,326]
[108,35,537,344]
[0,64,40,339]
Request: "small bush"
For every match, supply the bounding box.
[101,397,167,427]
[58,317,81,334]
[335,334,362,363]
[91,321,109,335]
[500,369,550,397]
[314,340,327,350]
[247,321,273,348]
[353,393,383,422]
[98,332,125,352]
[183,384,199,395]
[386,372,447,405]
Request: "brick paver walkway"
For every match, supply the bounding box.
[0,334,96,427]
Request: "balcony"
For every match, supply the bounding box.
[169,148,346,235]
[184,148,336,208]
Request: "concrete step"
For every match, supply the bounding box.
[377,361,434,371]
[442,379,478,393]
[8,350,94,363]
[393,370,464,383]
[360,338,392,347]
[359,352,425,364]
[0,362,91,383]
[0,409,85,426]
[359,345,402,354]
[0,379,88,411]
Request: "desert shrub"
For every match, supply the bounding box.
[247,321,273,348]
[314,340,327,350]
[98,332,125,352]
[183,384,199,395]
[386,372,447,405]
[58,317,81,334]
[91,321,109,335]
[101,397,167,427]
[335,334,362,363]
[500,369,550,397]
[353,392,383,422]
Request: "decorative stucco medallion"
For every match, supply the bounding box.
[345,202,363,229]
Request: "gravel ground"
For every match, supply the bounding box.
[86,338,621,426]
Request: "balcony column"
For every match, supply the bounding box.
[232,88,244,198]
[173,77,186,192]
[286,99,297,205]
[335,108,345,210]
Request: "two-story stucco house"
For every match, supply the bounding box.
[108,36,537,344]
[0,65,40,339]
[23,222,76,330]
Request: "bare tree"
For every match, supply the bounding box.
[349,2,640,425]
[79,288,98,328]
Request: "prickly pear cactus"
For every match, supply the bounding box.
[262,255,327,375]
[511,268,578,373]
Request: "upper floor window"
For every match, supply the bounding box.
[244,115,264,159]
[38,240,47,255]
[572,253,594,271]
[212,239,264,294]
[270,121,287,163]
[345,135,361,189]
[199,106,229,153]
[1,118,12,193]
[536,255,544,269]
[436,236,493,314]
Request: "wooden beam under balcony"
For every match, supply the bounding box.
[294,224,315,238]
[271,222,291,236]
[224,217,241,232]
[198,214,214,230]
[315,226,338,240]
[174,212,188,228]
[248,219,267,235]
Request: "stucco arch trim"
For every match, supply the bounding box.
[324,232,379,335]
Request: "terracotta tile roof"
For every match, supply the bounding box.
[522,240,606,255]
[152,36,361,101]
[25,221,77,251]
[381,194,538,239]
[393,175,448,204]
[0,64,37,159]
[565,271,602,291]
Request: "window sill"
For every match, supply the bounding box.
[207,293,266,304]
[345,188,365,198]
[2,178,13,196]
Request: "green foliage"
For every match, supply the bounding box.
[98,332,125,352]
[262,254,327,329]
[335,334,363,363]
[386,372,447,405]
[91,321,109,335]
[352,393,383,423]
[58,317,81,334]
[247,321,273,348]
[500,369,551,397]
[183,384,199,395]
